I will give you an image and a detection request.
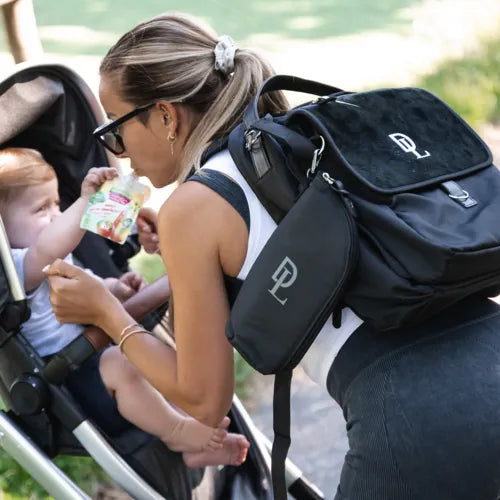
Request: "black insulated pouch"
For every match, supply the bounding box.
[226,171,359,374]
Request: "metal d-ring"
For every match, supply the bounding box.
[448,190,469,201]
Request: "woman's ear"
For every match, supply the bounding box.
[157,101,179,133]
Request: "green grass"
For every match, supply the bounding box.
[24,0,420,55]
[0,453,112,500]
[129,249,166,284]
[417,35,500,129]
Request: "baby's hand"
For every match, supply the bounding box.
[81,167,119,199]
[105,271,146,302]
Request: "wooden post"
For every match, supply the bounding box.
[1,0,43,63]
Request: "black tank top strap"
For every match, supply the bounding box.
[188,168,250,230]
[187,167,247,307]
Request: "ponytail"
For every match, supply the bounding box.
[100,12,288,180]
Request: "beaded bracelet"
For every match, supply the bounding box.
[118,327,149,353]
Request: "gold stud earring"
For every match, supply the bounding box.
[168,132,177,156]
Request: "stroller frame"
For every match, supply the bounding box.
[0,62,324,500]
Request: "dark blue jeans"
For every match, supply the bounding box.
[327,296,500,500]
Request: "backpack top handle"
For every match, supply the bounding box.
[243,74,344,128]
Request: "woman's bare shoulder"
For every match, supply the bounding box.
[159,178,248,278]
[158,180,226,235]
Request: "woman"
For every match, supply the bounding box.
[45,12,500,499]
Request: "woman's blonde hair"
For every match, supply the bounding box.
[0,148,56,206]
[100,12,289,180]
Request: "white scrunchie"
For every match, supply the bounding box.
[214,35,237,75]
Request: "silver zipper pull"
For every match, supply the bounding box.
[321,172,357,217]
[322,172,334,184]
[311,95,330,104]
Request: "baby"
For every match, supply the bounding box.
[0,147,249,468]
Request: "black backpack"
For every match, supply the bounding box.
[223,75,500,499]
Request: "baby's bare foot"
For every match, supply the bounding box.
[206,416,230,450]
[183,433,250,469]
[162,415,229,453]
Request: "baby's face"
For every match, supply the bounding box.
[2,179,61,249]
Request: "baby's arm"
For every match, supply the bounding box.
[23,167,118,291]
[104,271,146,302]
[121,274,170,321]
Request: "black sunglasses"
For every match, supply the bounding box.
[93,102,156,155]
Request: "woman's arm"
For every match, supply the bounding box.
[46,181,245,426]
[117,183,237,425]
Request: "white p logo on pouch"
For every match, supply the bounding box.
[268,256,298,305]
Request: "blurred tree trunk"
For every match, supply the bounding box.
[1,0,43,62]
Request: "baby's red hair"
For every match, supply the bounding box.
[0,148,56,206]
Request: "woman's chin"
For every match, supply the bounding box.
[151,173,177,189]
[150,177,167,188]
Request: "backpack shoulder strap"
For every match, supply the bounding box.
[244,75,344,128]
[272,369,293,500]
[187,168,246,306]
[188,168,250,231]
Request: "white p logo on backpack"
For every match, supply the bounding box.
[268,256,298,305]
[389,132,431,159]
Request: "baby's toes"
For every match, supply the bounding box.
[235,437,250,465]
[207,429,227,450]
[217,416,230,430]
[213,427,227,443]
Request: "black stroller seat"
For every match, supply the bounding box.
[0,62,323,500]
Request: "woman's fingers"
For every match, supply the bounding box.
[43,258,84,279]
[137,207,158,228]
[44,259,115,327]
[137,207,160,254]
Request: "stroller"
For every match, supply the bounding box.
[0,62,325,500]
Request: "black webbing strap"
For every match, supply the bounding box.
[272,368,293,500]
[251,119,315,162]
[244,74,344,128]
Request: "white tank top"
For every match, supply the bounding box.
[202,150,363,386]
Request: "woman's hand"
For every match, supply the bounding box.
[44,259,121,331]
[137,207,160,254]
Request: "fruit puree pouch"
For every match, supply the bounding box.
[81,174,150,244]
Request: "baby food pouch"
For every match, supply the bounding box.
[81,173,150,244]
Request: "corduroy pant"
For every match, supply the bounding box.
[327,295,500,500]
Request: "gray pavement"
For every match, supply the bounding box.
[245,368,348,498]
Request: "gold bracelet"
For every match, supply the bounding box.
[119,323,141,341]
[118,328,148,353]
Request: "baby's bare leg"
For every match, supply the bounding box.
[99,346,227,452]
